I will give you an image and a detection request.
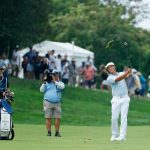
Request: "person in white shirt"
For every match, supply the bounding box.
[105,62,131,142]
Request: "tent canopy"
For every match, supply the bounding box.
[17,40,94,66]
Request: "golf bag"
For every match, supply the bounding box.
[0,92,14,140]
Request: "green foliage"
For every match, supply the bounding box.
[0,0,52,53]
[0,0,150,74]
[49,1,150,74]
[10,77,150,126]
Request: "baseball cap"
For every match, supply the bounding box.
[52,69,59,74]
[0,65,5,70]
[105,62,115,69]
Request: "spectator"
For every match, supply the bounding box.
[40,58,49,80]
[61,62,70,85]
[69,58,77,86]
[0,53,10,78]
[48,50,56,70]
[55,54,62,74]
[22,56,28,79]
[45,50,51,60]
[11,45,20,77]
[86,56,93,65]
[91,63,97,89]
[61,55,69,70]
[132,69,142,97]
[147,75,150,98]
[24,46,37,63]
[83,62,95,89]
[1,53,9,67]
[33,52,42,80]
[0,55,5,67]
[76,61,86,87]
[137,72,146,97]
[124,66,135,96]
[24,47,37,79]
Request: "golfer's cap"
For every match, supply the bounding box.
[105,62,115,69]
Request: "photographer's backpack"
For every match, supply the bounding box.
[0,99,14,140]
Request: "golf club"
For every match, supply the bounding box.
[123,41,132,67]
[105,39,132,67]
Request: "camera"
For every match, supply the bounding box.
[44,69,60,83]
[44,69,53,83]
[4,91,14,103]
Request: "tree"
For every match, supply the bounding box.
[101,0,150,24]
[0,0,52,56]
[49,0,150,74]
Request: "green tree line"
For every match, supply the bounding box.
[0,0,150,75]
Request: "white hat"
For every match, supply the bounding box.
[105,62,114,69]
[52,69,59,74]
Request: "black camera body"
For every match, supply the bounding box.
[4,91,14,103]
[44,69,53,83]
[44,69,60,83]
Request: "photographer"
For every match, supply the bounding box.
[40,69,65,137]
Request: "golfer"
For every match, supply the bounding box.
[105,62,131,141]
[40,69,65,137]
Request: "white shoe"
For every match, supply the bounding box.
[110,136,117,142]
[115,137,126,141]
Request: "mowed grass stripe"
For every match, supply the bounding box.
[1,124,150,150]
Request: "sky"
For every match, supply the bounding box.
[136,0,150,30]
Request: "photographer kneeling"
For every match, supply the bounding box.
[40,69,65,137]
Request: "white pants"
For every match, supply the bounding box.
[111,95,130,138]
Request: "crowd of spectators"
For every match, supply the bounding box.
[0,46,150,99]
[0,46,97,89]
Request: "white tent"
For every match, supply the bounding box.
[16,40,94,66]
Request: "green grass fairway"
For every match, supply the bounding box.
[1,124,150,150]
[10,77,150,126]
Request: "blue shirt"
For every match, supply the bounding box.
[40,81,64,103]
[0,76,8,99]
[106,72,128,97]
[0,76,8,91]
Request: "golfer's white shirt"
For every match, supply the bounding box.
[107,72,128,98]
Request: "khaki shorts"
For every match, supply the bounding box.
[43,100,61,118]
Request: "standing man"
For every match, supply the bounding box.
[105,62,131,141]
[40,70,65,137]
[0,65,9,99]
